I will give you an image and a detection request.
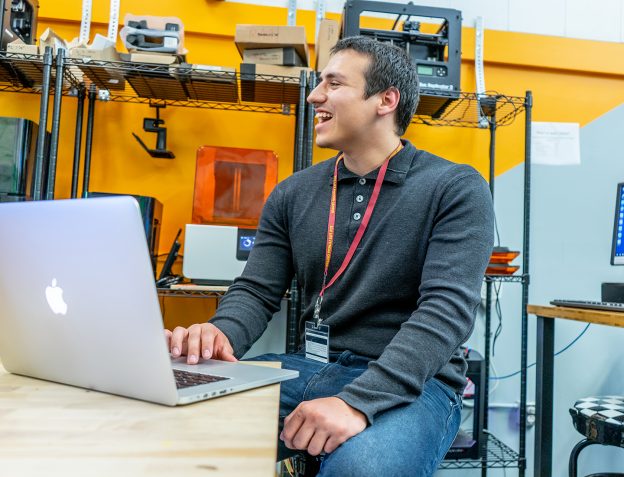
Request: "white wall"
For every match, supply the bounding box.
[522,103,624,475]
[226,0,624,43]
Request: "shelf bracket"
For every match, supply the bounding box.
[315,0,326,44]
[79,0,120,44]
[475,16,490,128]
[287,0,297,26]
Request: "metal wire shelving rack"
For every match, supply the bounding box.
[1,48,532,476]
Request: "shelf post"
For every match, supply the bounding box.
[304,71,317,169]
[293,70,307,173]
[32,46,53,201]
[482,103,498,474]
[71,84,86,199]
[286,278,300,353]
[519,90,533,477]
[483,281,492,431]
[286,70,310,353]
[45,48,67,200]
[81,84,97,198]
[488,106,497,198]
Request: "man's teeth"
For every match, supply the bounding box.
[316,112,333,121]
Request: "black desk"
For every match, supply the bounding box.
[527,304,624,477]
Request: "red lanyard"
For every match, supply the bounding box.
[313,143,403,325]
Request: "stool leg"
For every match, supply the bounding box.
[569,439,597,477]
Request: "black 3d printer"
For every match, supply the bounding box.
[446,348,486,460]
[0,0,38,51]
[342,0,462,117]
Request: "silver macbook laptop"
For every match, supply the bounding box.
[0,196,297,406]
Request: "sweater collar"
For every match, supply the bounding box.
[330,139,416,185]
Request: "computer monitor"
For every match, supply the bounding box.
[0,117,41,200]
[610,182,624,265]
[84,192,163,276]
[157,228,182,283]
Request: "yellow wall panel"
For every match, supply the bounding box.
[2,1,623,256]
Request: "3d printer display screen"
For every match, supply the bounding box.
[613,183,624,264]
[239,235,256,252]
[417,65,434,76]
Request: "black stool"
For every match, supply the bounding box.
[280,454,321,477]
[569,396,624,477]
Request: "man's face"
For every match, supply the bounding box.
[307,50,382,150]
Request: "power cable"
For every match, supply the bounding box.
[491,323,591,380]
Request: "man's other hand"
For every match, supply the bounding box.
[280,397,367,456]
[164,323,237,364]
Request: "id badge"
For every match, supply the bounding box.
[305,321,330,363]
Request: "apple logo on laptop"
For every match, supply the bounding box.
[45,278,68,315]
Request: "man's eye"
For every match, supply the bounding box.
[329,82,340,87]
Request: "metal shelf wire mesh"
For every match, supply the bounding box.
[0,52,81,92]
[0,53,303,113]
[157,287,227,299]
[1,49,529,474]
[1,53,528,126]
[484,274,528,284]
[65,57,302,113]
[157,287,291,300]
[440,431,523,469]
[413,91,526,128]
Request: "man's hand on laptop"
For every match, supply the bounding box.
[165,323,237,364]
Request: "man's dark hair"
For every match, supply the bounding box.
[330,35,419,136]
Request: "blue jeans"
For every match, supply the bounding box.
[248,351,462,477]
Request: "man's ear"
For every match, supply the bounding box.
[378,87,400,117]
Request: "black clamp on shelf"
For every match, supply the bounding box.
[132,104,175,158]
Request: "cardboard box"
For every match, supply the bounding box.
[69,46,125,90]
[187,64,236,82]
[240,63,311,104]
[6,27,69,57]
[315,19,340,72]
[171,64,237,85]
[240,63,310,80]
[242,47,304,66]
[235,25,309,67]
[5,32,73,89]
[6,40,39,55]
[39,28,67,55]
[69,45,121,62]
[171,64,238,102]
[121,52,181,65]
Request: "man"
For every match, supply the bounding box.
[167,36,494,476]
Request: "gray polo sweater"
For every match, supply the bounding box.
[210,140,494,423]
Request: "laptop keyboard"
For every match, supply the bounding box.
[551,299,624,312]
[173,369,230,389]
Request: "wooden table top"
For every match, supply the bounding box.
[528,304,624,328]
[0,361,281,477]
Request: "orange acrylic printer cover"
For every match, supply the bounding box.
[489,250,520,264]
[192,146,278,227]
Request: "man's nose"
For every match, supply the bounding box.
[307,84,323,104]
